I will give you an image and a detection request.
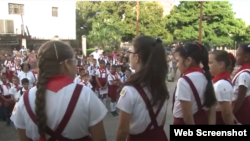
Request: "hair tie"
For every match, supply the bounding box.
[228,53,234,60]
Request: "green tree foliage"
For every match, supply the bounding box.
[76,1,172,48]
[167,1,246,47]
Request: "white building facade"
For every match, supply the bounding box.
[0,1,76,40]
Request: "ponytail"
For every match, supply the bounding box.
[199,44,217,108]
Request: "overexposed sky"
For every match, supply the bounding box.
[174,1,250,24]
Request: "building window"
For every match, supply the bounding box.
[9,3,24,15]
[52,7,58,17]
[0,19,14,34]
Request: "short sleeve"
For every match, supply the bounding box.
[74,77,80,83]
[95,69,100,77]
[107,75,113,85]
[116,86,134,114]
[214,82,231,102]
[176,78,192,101]
[14,95,26,129]
[88,90,107,127]
[238,72,250,88]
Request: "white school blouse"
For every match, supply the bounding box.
[214,80,233,111]
[173,72,207,118]
[116,86,167,134]
[232,69,250,101]
[14,83,107,140]
[17,71,36,89]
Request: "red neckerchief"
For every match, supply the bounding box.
[111,72,117,80]
[15,84,19,91]
[2,83,10,89]
[233,63,250,78]
[183,66,204,76]
[16,64,21,70]
[212,71,231,83]
[99,67,106,78]
[47,75,73,93]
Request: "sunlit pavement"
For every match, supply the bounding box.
[0,76,178,141]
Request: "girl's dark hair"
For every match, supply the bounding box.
[35,41,74,137]
[209,50,231,69]
[106,63,110,66]
[119,36,169,106]
[239,43,250,53]
[175,42,216,108]
[99,60,105,64]
[21,78,29,84]
[21,63,31,71]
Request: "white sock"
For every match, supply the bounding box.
[102,98,107,106]
[114,102,117,111]
[110,102,114,112]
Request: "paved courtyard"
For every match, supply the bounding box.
[0,80,177,141]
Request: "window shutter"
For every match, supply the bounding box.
[5,20,14,33]
[0,20,4,33]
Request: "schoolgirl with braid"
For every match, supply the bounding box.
[172,42,217,125]
[14,41,107,141]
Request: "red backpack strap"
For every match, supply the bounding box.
[182,76,203,110]
[135,86,164,131]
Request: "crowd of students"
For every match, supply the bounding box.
[1,36,250,141]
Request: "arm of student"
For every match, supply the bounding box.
[95,75,102,88]
[215,83,234,124]
[180,100,195,124]
[220,102,234,124]
[233,86,247,114]
[233,73,249,114]
[88,90,107,141]
[116,110,131,141]
[176,78,194,124]
[17,129,32,141]
[207,104,216,125]
[89,121,106,141]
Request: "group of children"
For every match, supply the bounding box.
[173,43,250,125]
[0,75,29,126]
[74,56,132,117]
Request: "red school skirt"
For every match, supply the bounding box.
[173,109,207,125]
[0,95,14,107]
[96,77,107,90]
[108,85,118,100]
[215,111,225,125]
[6,71,14,82]
[127,125,168,141]
[232,96,250,125]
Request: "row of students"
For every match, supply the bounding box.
[74,59,132,117]
[0,75,30,126]
[172,43,250,125]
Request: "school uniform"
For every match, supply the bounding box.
[88,65,99,91]
[17,71,36,89]
[212,71,233,125]
[15,64,21,75]
[96,68,109,104]
[4,60,15,82]
[14,75,107,141]
[173,67,207,124]
[0,82,13,107]
[76,64,83,75]
[116,71,123,78]
[108,73,120,100]
[232,63,250,125]
[10,87,26,124]
[74,76,93,89]
[116,86,168,141]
